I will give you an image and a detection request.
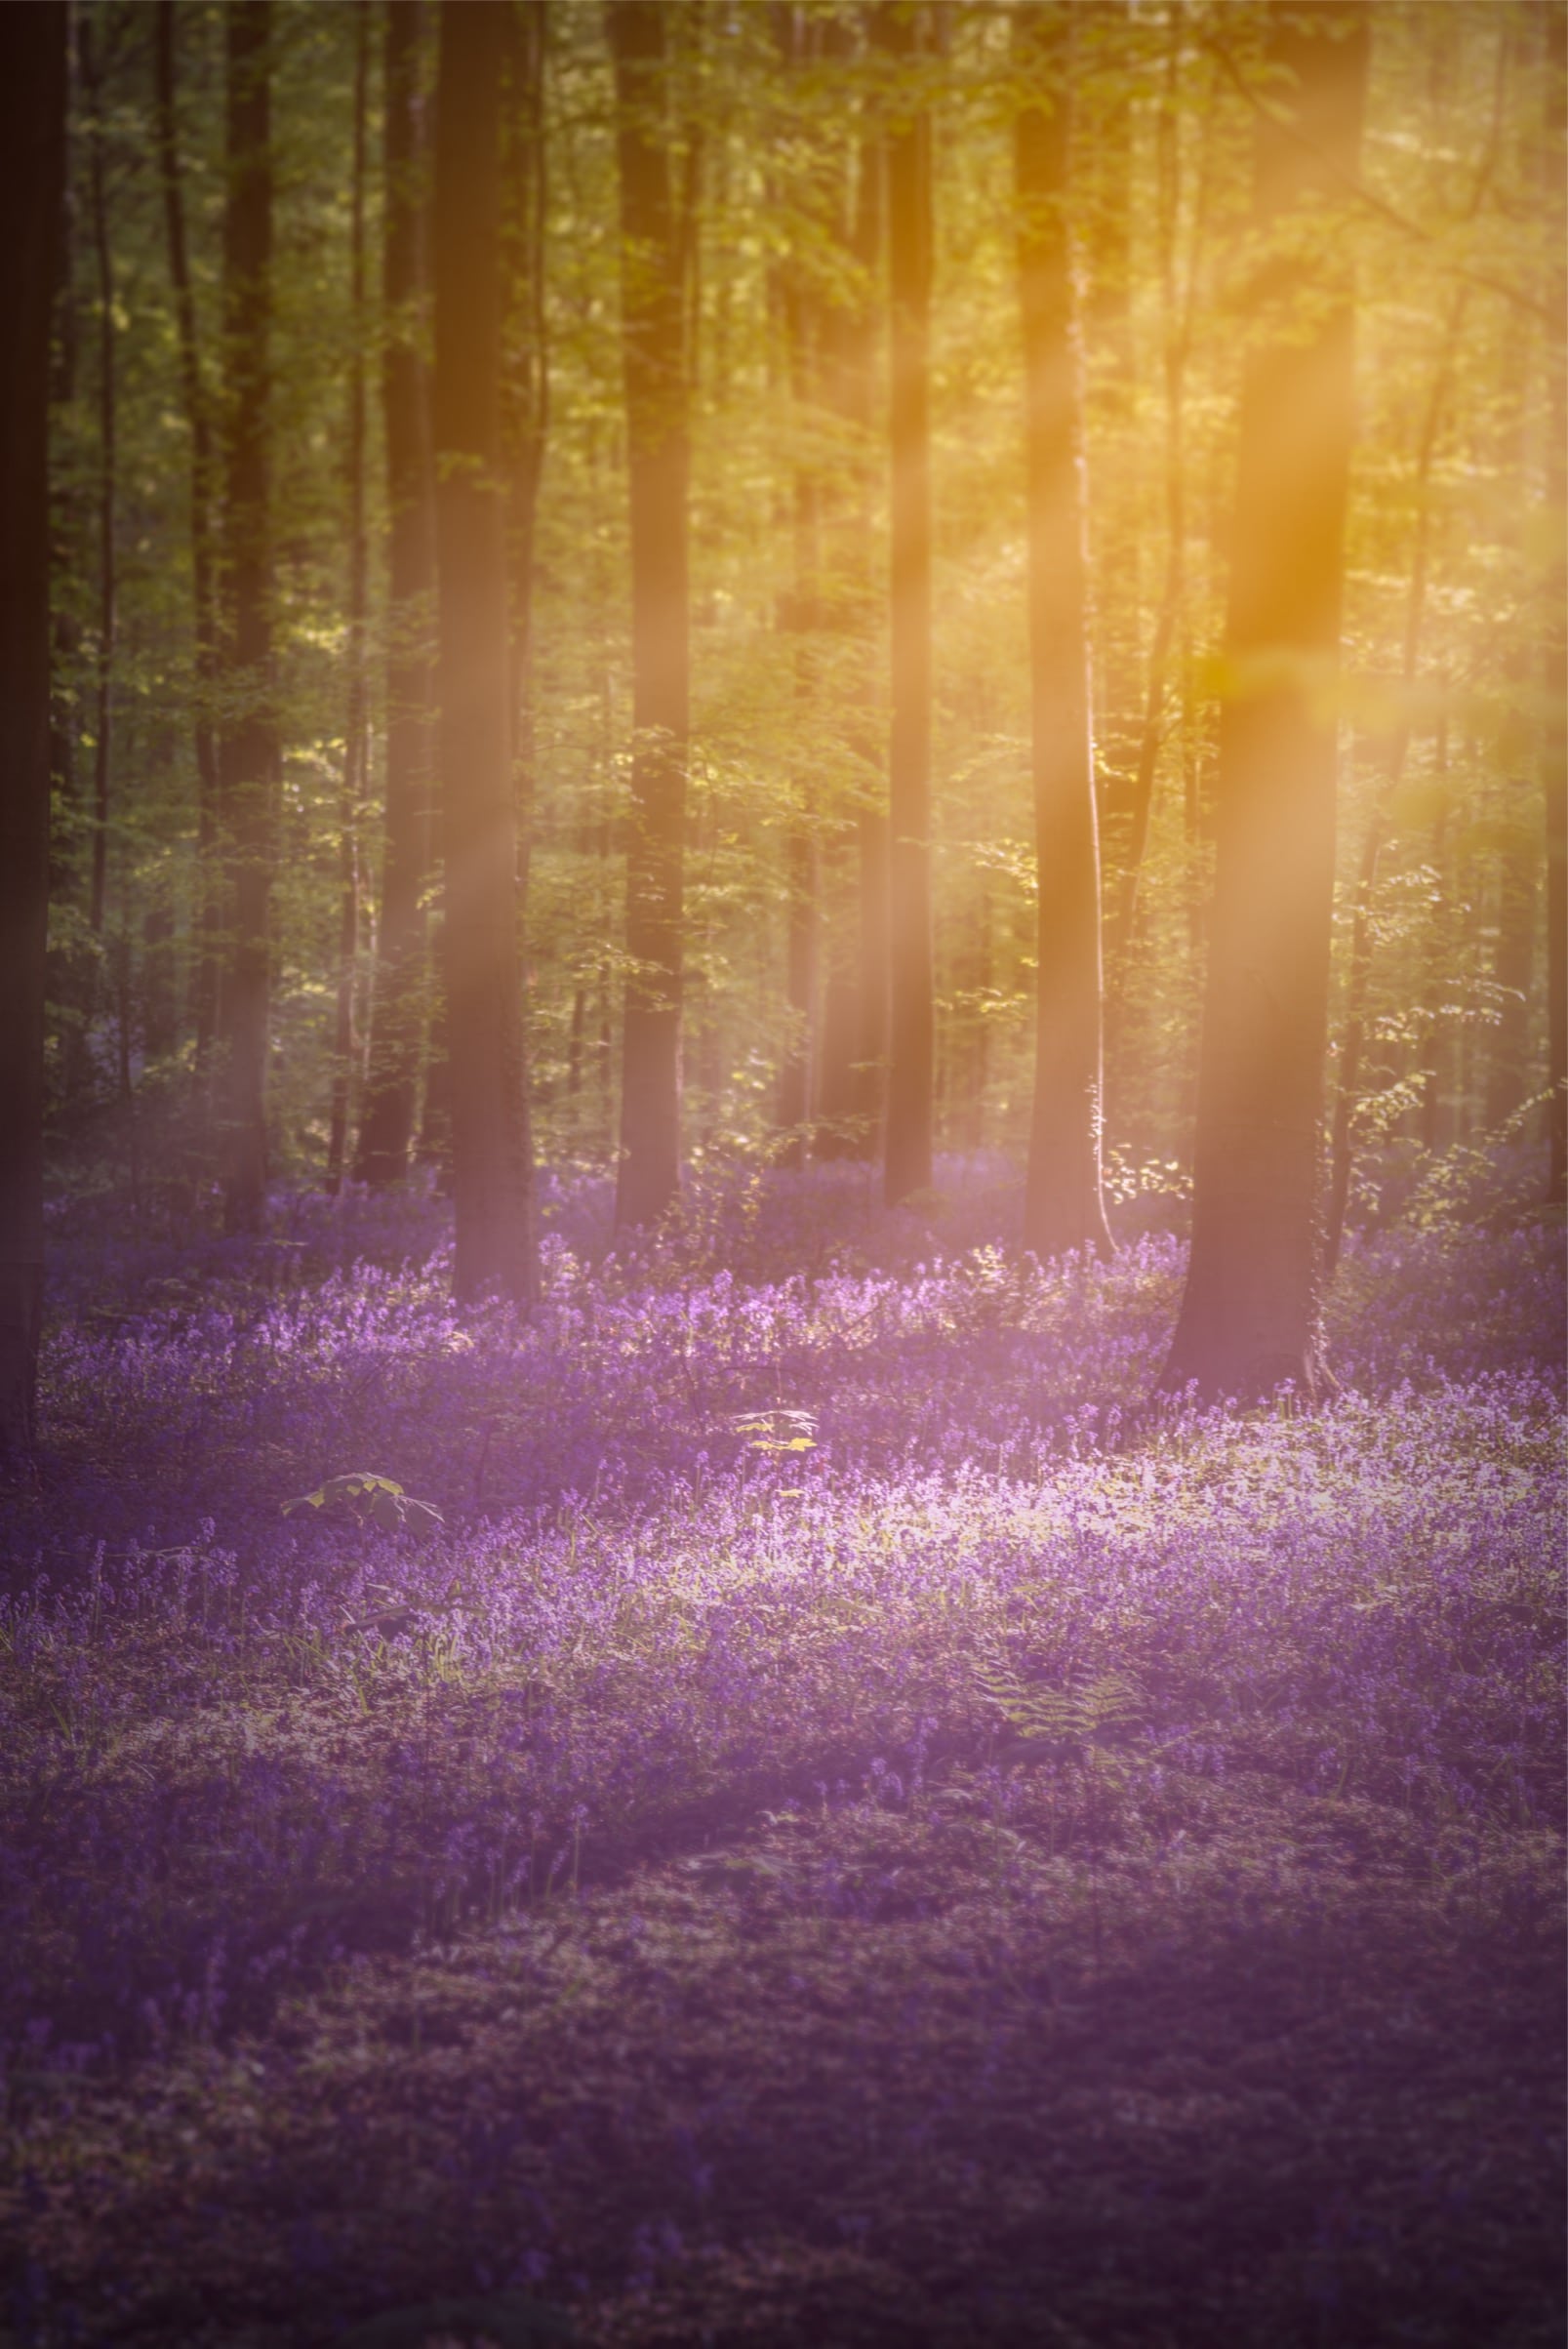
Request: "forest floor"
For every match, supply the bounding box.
[0,1155,1563,2349]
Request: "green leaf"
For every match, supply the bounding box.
[281,1472,443,1533]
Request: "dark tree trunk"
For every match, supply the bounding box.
[48,13,78,900]
[327,5,370,1198]
[153,0,221,1061]
[356,0,435,1190]
[501,0,548,898]
[1545,5,1566,1208]
[80,10,115,948]
[1016,3,1112,1262]
[608,0,689,1230]
[0,2,66,1468]
[217,2,277,1238]
[1161,2,1369,1403]
[878,0,934,1206]
[433,0,538,1303]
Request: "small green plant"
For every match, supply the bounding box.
[976,1659,1143,1766]
[281,1472,444,1535]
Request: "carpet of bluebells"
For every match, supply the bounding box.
[1,1154,1562,2348]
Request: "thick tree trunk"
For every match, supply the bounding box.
[433,0,538,1303]
[327,4,370,1198]
[0,3,66,1469]
[356,0,435,1190]
[1161,2,1369,1404]
[48,18,78,914]
[608,1,689,1230]
[1016,3,1112,1262]
[879,0,934,1206]
[502,0,548,898]
[217,2,277,1238]
[153,0,221,1062]
[81,11,115,948]
[1544,5,1566,1208]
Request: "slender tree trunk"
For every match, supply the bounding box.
[356,0,435,1190]
[608,0,689,1230]
[774,3,822,1170]
[1016,3,1112,1261]
[327,5,370,1197]
[0,2,66,1469]
[154,0,221,1061]
[1079,0,1138,847]
[849,117,887,1163]
[217,2,277,1238]
[502,0,548,899]
[817,48,885,1162]
[1161,2,1370,1404]
[433,0,538,1303]
[879,0,934,1206]
[48,8,79,909]
[1544,4,1566,1207]
[80,11,115,948]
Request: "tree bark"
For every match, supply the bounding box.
[1016,3,1112,1261]
[878,0,934,1207]
[356,0,435,1190]
[433,0,538,1303]
[327,2,370,1197]
[774,3,823,1170]
[816,43,884,1162]
[0,1,66,1468]
[608,0,689,1230]
[502,0,548,900]
[80,9,116,949]
[153,0,222,1062]
[1544,4,1566,1208]
[217,1,277,1238]
[1161,1,1369,1404]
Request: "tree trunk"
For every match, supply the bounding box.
[217,1,277,1239]
[1544,4,1565,1208]
[879,0,934,1206]
[608,0,689,1230]
[816,47,884,1163]
[153,0,222,1062]
[80,9,115,949]
[0,2,66,1469]
[1016,3,1112,1262]
[1161,2,1369,1404]
[327,2,370,1197]
[48,13,79,915]
[356,0,435,1190]
[502,0,548,900]
[774,3,823,1171]
[433,0,538,1303]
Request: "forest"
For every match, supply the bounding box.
[0,2,1563,2344]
